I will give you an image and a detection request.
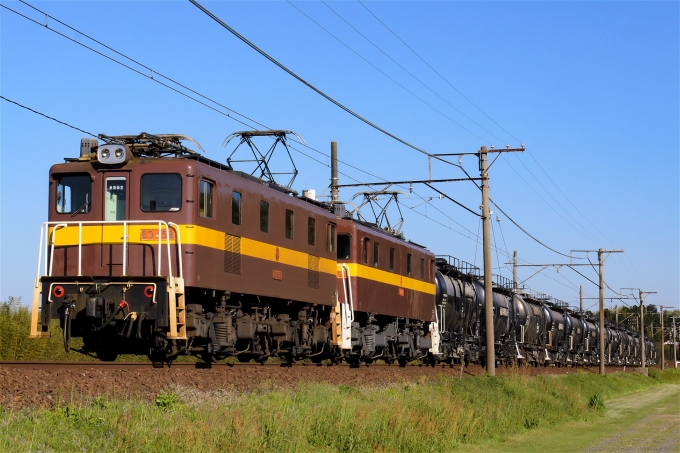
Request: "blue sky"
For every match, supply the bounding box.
[1,1,678,314]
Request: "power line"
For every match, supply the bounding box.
[18,0,269,131]
[0,95,96,137]
[354,1,633,272]
[318,0,505,143]
[189,0,436,158]
[509,154,603,244]
[489,200,573,258]
[287,0,490,143]
[189,0,578,264]
[357,0,521,145]
[8,0,489,244]
[501,155,600,244]
[10,1,596,301]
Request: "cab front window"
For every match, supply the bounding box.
[56,174,91,214]
[141,174,182,212]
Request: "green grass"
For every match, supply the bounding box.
[0,297,196,362]
[1,369,678,453]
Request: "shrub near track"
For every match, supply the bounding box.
[1,369,678,453]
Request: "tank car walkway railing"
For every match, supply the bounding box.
[30,220,185,340]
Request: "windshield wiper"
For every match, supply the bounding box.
[71,194,90,217]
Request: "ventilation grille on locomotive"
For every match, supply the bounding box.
[307,255,320,289]
[224,234,241,274]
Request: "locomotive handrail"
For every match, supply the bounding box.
[36,220,180,280]
[168,222,183,279]
[339,263,355,322]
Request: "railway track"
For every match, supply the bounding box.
[0,360,627,372]
[0,360,428,370]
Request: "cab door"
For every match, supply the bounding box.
[101,173,129,270]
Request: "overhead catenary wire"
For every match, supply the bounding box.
[6,0,486,246]
[357,0,521,145]
[3,91,585,299]
[9,1,612,302]
[193,0,579,264]
[0,95,96,137]
[317,0,505,143]
[286,0,491,144]
[189,0,439,159]
[355,1,640,279]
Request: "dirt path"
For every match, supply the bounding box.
[583,384,680,453]
[464,384,680,453]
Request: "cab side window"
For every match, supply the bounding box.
[389,248,395,271]
[260,201,269,233]
[407,254,412,276]
[326,223,336,252]
[308,217,316,246]
[232,191,242,225]
[199,180,214,218]
[362,238,370,265]
[373,242,379,267]
[337,233,350,260]
[285,209,294,239]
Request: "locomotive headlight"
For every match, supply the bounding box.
[97,144,127,164]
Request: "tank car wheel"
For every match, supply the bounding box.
[96,350,118,362]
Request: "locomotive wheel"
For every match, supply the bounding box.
[96,350,118,362]
[236,354,252,363]
[310,355,325,364]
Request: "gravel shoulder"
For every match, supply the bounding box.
[0,362,631,410]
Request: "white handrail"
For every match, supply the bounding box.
[341,264,354,322]
[78,223,82,276]
[122,221,128,276]
[38,220,180,280]
[49,224,67,276]
[168,222,183,279]
[157,221,162,276]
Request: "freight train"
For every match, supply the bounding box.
[30,132,656,367]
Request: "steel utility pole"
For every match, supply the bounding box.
[580,285,583,313]
[623,288,656,369]
[480,148,495,376]
[513,258,629,374]
[330,141,339,203]
[572,248,623,375]
[615,305,618,325]
[672,316,678,369]
[659,306,671,370]
[479,145,524,376]
[598,249,606,375]
[513,251,518,290]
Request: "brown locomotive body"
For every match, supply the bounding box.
[336,220,436,321]
[46,157,337,302]
[31,133,440,364]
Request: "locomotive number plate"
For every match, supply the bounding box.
[140,229,176,241]
[273,270,283,280]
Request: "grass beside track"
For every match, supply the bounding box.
[1,368,678,452]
